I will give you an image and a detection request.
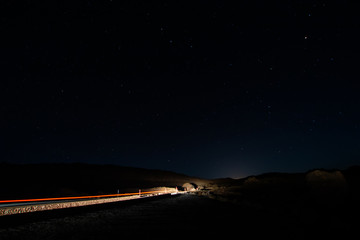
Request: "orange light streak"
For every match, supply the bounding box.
[0,190,164,204]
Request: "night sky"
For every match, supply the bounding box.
[1,1,360,178]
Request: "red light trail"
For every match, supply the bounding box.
[0,190,165,204]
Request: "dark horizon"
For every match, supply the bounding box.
[1,1,360,178]
[1,161,359,180]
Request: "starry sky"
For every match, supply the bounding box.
[1,0,360,178]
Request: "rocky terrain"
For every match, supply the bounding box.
[201,166,360,238]
[1,164,359,239]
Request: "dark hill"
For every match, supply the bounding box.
[0,163,208,200]
[206,166,360,207]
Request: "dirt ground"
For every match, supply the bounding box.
[0,194,233,239]
[0,193,357,239]
[2,167,360,239]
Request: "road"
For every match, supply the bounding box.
[0,190,176,216]
[1,192,353,239]
[0,194,238,239]
[0,199,89,208]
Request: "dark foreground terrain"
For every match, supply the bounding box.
[1,166,359,239]
[1,191,358,239]
[0,194,234,239]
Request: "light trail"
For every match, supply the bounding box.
[0,190,165,204]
